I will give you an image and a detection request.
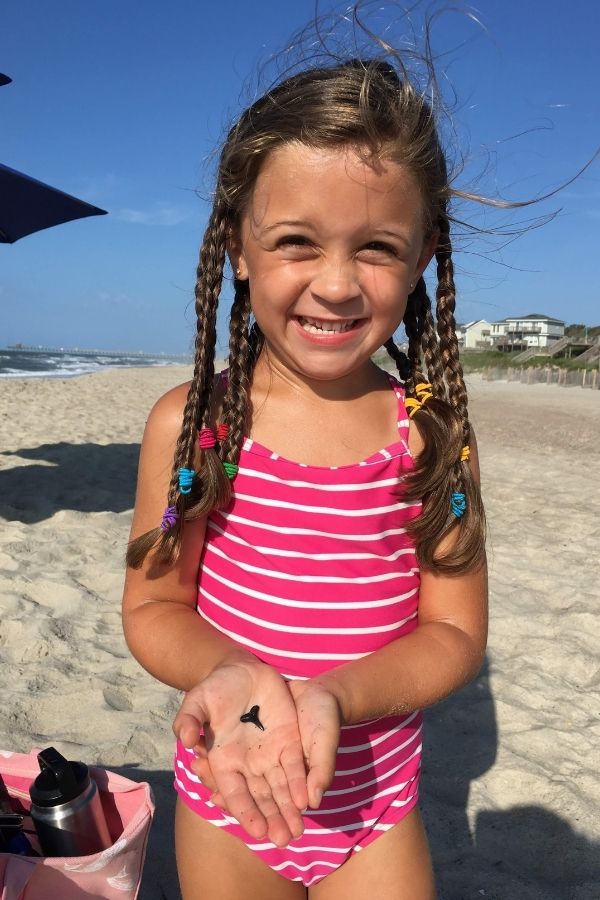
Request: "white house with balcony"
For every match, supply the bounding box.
[490,314,565,350]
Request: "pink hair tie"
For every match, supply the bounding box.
[216,423,229,442]
[198,427,216,449]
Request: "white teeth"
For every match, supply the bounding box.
[299,317,356,334]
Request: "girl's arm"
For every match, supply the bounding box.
[122,382,255,690]
[122,385,309,845]
[300,429,488,726]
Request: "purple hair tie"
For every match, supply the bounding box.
[160,506,179,532]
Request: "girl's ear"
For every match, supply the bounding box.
[413,228,439,283]
[227,231,249,280]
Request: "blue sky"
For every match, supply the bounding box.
[1,1,598,354]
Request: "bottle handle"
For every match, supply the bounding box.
[37,747,79,797]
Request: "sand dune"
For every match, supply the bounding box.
[1,367,598,899]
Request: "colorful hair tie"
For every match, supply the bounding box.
[451,492,466,518]
[405,382,434,419]
[216,423,229,442]
[178,467,195,494]
[414,382,433,399]
[223,461,238,480]
[460,445,470,462]
[405,398,423,419]
[198,427,216,449]
[160,506,179,532]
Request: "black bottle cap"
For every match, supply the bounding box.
[29,747,90,808]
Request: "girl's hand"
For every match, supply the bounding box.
[183,678,342,813]
[173,660,308,847]
[288,679,341,809]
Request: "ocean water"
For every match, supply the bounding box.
[0,347,193,379]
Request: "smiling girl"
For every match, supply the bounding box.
[122,55,487,900]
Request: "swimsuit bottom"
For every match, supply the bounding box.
[174,708,422,887]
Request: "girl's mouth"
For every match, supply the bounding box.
[297,316,359,334]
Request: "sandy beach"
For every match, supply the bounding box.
[1,367,598,899]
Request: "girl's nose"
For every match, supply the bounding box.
[310,260,360,305]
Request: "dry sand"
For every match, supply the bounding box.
[0,367,598,899]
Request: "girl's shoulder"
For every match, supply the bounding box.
[145,380,192,435]
[145,372,225,437]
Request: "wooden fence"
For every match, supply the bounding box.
[480,366,599,389]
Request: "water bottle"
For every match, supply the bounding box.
[29,747,112,856]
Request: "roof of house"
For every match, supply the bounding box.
[492,313,565,325]
[462,319,490,329]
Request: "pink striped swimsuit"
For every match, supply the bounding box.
[174,374,423,887]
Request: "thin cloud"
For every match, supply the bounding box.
[68,173,124,203]
[82,291,146,311]
[115,203,193,226]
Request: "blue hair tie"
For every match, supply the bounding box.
[178,467,195,495]
[451,492,466,518]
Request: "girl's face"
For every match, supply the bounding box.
[232,143,435,386]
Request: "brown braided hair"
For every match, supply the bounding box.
[127,56,486,573]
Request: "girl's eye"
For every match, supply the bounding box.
[360,241,399,257]
[277,234,311,248]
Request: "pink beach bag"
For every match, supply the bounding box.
[0,748,154,900]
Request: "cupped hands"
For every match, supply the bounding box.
[173,661,341,847]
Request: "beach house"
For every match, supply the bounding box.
[489,314,565,352]
[457,319,492,349]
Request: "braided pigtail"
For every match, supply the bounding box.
[432,215,486,569]
[397,279,461,526]
[418,283,445,396]
[392,223,485,573]
[126,197,229,569]
[218,280,257,477]
[401,291,425,396]
[383,336,410,382]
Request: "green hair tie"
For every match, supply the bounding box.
[223,461,238,480]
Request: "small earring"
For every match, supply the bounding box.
[409,281,414,290]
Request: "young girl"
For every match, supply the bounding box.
[122,56,487,900]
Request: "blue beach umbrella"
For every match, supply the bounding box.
[0,162,107,243]
[0,73,107,241]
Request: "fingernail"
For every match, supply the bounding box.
[313,788,322,807]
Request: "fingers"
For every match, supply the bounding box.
[291,682,341,809]
[248,772,302,847]
[190,754,218,794]
[214,770,268,841]
[263,766,304,842]
[173,692,210,749]
[280,742,309,812]
[192,735,208,759]
[208,757,305,846]
[173,711,204,750]
[208,790,226,810]
[211,765,303,847]
[304,724,338,809]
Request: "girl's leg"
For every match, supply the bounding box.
[175,798,307,900]
[309,808,436,900]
